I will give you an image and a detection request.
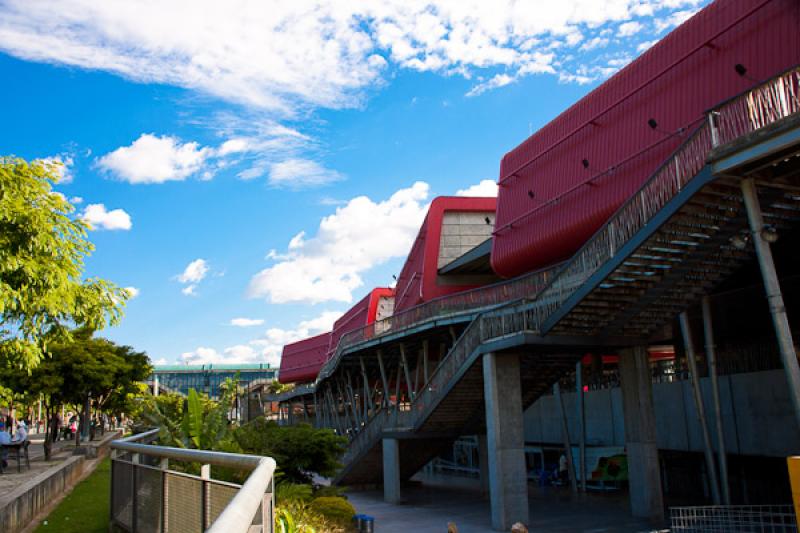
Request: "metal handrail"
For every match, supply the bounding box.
[111,430,276,533]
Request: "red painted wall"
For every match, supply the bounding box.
[394,196,497,312]
[491,0,800,277]
[278,332,331,384]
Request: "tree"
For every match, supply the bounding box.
[0,330,152,458]
[0,156,128,369]
[235,419,347,484]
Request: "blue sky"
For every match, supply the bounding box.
[0,0,706,366]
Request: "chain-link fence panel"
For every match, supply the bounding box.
[165,472,204,533]
[135,465,164,532]
[111,459,134,530]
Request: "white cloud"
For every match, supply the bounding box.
[0,0,710,107]
[466,73,515,97]
[618,21,643,37]
[177,259,209,284]
[181,285,198,296]
[637,39,659,52]
[124,286,140,299]
[230,318,265,327]
[655,9,699,32]
[456,179,498,197]
[249,311,342,366]
[180,310,341,366]
[180,346,224,365]
[248,182,430,304]
[81,203,132,230]
[176,259,209,296]
[268,159,343,189]
[69,196,83,204]
[97,134,211,184]
[38,155,74,183]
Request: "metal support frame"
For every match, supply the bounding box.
[377,350,390,408]
[575,361,586,492]
[702,295,731,505]
[741,177,800,429]
[423,340,430,385]
[399,344,415,401]
[554,382,577,493]
[679,311,721,505]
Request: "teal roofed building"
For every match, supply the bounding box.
[149,363,277,400]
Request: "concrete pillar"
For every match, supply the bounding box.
[478,434,489,496]
[483,352,529,531]
[619,346,664,522]
[383,438,402,504]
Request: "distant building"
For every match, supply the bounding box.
[150,363,276,399]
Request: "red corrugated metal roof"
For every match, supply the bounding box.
[278,288,394,384]
[327,287,394,354]
[278,331,332,384]
[491,0,800,277]
[395,196,497,312]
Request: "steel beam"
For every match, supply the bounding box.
[702,296,730,505]
[679,311,721,505]
[741,178,800,429]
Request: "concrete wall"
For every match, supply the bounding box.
[438,211,494,268]
[523,369,800,457]
[0,431,120,532]
[0,456,86,533]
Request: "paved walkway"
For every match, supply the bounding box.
[346,474,662,533]
[0,431,116,499]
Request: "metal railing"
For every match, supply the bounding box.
[336,66,800,466]
[110,429,276,533]
[670,505,798,532]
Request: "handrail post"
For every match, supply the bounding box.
[201,464,211,530]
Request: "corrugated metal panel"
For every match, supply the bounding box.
[327,287,394,354]
[394,196,497,312]
[492,0,800,277]
[279,288,394,383]
[278,332,331,384]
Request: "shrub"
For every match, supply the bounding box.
[235,418,347,483]
[309,497,355,527]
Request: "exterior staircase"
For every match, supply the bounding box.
[282,68,800,487]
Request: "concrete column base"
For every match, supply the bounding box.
[383,438,402,504]
[483,352,529,531]
[619,346,665,522]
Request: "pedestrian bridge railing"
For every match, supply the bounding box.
[110,429,276,533]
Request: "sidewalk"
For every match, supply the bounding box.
[346,473,660,533]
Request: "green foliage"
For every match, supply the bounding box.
[140,378,239,452]
[308,497,355,528]
[235,418,347,484]
[0,156,128,369]
[0,329,151,411]
[276,482,314,504]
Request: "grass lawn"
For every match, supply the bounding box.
[34,458,110,533]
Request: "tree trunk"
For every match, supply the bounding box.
[44,407,54,461]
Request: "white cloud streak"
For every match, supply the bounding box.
[0,0,708,109]
[230,318,265,327]
[180,310,341,366]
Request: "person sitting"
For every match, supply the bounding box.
[0,420,10,468]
